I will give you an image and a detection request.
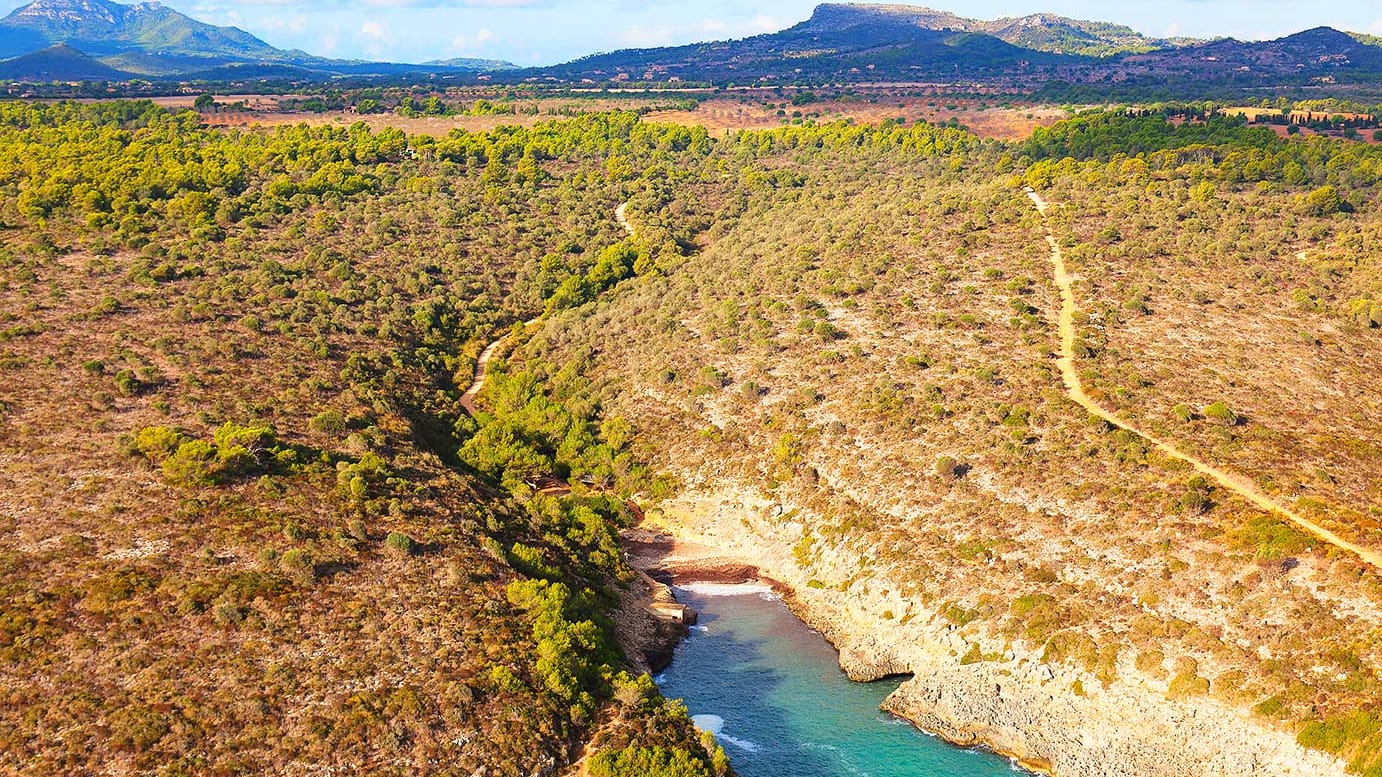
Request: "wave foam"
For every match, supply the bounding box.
[675,582,775,597]
[690,714,724,735]
[720,733,762,753]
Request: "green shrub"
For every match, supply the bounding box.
[934,454,958,479]
[1202,401,1238,426]
[509,543,561,580]
[1298,712,1377,752]
[814,320,841,341]
[336,452,392,499]
[488,664,524,693]
[1237,516,1313,559]
[1297,711,1382,774]
[91,295,121,316]
[1346,298,1382,328]
[113,369,141,396]
[959,643,983,664]
[1300,185,1343,216]
[162,440,219,485]
[942,602,978,626]
[1011,593,1054,617]
[127,425,186,461]
[1168,670,1210,699]
[309,409,346,437]
[588,746,713,777]
[385,532,415,555]
[279,548,314,580]
[1177,476,1213,515]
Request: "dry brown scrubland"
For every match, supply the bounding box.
[0,109,725,776]
[514,159,1382,774]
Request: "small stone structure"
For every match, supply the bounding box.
[648,601,697,625]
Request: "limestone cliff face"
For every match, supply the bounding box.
[647,486,1348,777]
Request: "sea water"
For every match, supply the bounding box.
[655,583,1025,777]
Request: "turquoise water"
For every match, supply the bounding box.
[655,583,1023,777]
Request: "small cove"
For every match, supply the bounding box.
[655,583,1027,777]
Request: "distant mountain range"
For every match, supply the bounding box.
[0,0,517,79]
[529,4,1382,90]
[799,4,1199,57]
[1,0,1381,95]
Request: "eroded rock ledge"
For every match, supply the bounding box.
[635,487,1348,777]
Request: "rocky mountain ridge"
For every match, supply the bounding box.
[526,3,1382,92]
[0,0,516,77]
[806,3,1194,55]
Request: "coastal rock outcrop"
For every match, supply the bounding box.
[644,487,1350,777]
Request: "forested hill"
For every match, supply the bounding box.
[1,0,1381,94]
[527,4,1078,84]
[521,4,1382,93]
[0,0,517,77]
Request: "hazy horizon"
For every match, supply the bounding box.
[2,0,1381,67]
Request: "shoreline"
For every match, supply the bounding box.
[624,527,1050,776]
[622,493,1348,777]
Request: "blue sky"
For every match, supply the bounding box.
[10,0,1382,65]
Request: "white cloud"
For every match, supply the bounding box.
[449,27,496,53]
[617,24,675,48]
[617,13,786,48]
[360,20,389,39]
[258,14,308,35]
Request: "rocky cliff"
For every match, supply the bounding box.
[643,484,1349,777]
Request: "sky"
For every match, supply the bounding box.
[7,0,1382,66]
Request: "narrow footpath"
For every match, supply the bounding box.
[614,201,636,236]
[1024,187,1381,570]
[461,203,637,415]
[457,330,510,415]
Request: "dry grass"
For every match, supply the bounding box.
[199,95,1067,141]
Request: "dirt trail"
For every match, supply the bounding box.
[462,204,636,416]
[614,202,636,236]
[1024,187,1381,570]
[458,332,509,415]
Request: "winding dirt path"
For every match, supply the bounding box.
[462,204,638,416]
[458,331,510,415]
[1024,187,1381,570]
[614,202,636,236]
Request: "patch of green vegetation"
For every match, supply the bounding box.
[1235,516,1315,559]
[1297,712,1382,776]
[588,746,714,777]
[1168,670,1210,699]
[126,422,294,486]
